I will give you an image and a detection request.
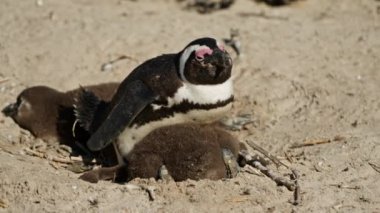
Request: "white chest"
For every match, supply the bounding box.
[171,78,233,106]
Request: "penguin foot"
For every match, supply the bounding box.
[79,165,125,183]
[222,148,239,178]
[67,161,93,174]
[237,149,270,167]
[238,150,296,191]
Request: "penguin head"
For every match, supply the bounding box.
[2,86,63,137]
[178,37,232,85]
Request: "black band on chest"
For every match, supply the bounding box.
[132,96,234,127]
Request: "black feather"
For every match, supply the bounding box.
[74,88,109,133]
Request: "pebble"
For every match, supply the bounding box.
[36,0,44,7]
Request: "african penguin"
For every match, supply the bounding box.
[1,83,120,164]
[79,123,246,183]
[76,37,234,164]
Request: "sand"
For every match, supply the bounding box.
[0,0,380,212]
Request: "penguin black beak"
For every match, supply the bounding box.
[203,48,232,79]
[205,48,231,68]
[2,103,18,117]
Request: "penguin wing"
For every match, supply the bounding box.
[86,80,156,151]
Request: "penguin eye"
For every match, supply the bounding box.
[195,55,204,62]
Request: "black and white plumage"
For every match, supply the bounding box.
[76,37,234,162]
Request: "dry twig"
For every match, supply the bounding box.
[239,142,301,206]
[246,140,287,168]
[290,139,331,149]
[24,148,72,164]
[49,161,60,170]
[368,162,380,173]
[291,169,301,205]
[284,151,293,163]
[241,166,264,176]
[237,11,288,21]
[225,196,250,203]
[0,78,9,84]
[330,183,360,190]
[290,136,345,149]
[0,199,8,208]
[0,145,18,156]
[251,160,295,191]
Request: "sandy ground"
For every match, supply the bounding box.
[1,0,380,212]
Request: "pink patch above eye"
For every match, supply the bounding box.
[195,47,213,60]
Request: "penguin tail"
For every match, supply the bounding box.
[74,87,108,133]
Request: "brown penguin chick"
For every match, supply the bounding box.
[127,123,244,181]
[1,83,119,145]
[80,123,246,183]
[2,83,120,166]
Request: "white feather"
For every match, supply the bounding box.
[179,44,200,82]
[170,78,233,105]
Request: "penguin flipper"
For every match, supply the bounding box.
[86,80,156,151]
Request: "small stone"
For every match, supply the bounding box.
[242,188,251,195]
[36,0,43,6]
[101,63,113,72]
